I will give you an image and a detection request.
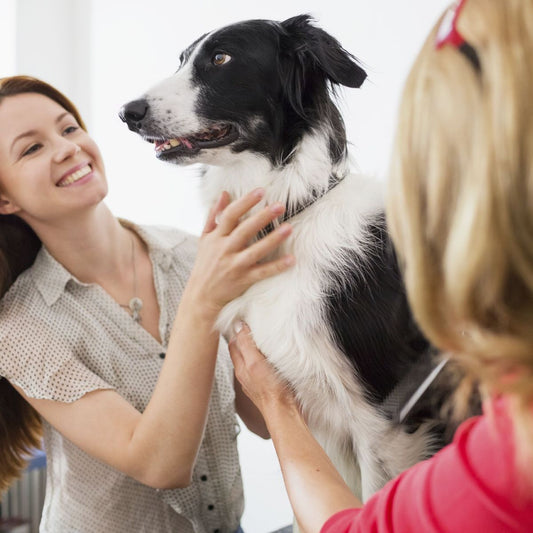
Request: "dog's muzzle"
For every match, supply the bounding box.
[119,99,149,132]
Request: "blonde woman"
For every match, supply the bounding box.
[229,0,533,531]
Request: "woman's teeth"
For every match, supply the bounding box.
[58,165,92,187]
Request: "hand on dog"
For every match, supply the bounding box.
[229,322,297,413]
[185,188,295,320]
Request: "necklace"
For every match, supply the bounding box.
[120,234,143,323]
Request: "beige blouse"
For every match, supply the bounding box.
[0,222,243,533]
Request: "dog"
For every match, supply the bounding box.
[120,14,473,501]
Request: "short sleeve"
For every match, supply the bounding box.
[0,280,113,403]
[321,509,361,533]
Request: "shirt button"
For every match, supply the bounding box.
[208,504,215,511]
[159,352,166,359]
[200,475,208,481]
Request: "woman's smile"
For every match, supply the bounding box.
[57,163,93,187]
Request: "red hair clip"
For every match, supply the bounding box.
[435,0,480,71]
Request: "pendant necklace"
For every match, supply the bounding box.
[121,234,143,323]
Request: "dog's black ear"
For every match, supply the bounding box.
[280,14,367,89]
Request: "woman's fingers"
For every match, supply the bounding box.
[228,203,287,251]
[248,253,296,283]
[212,189,291,253]
[238,223,293,266]
[229,324,263,378]
[216,188,266,235]
[203,191,231,235]
[195,189,296,311]
[229,323,295,410]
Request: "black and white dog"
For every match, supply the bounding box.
[120,15,467,500]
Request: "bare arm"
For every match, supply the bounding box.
[17,190,294,489]
[229,324,362,533]
[234,374,270,439]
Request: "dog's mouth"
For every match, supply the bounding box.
[149,124,238,159]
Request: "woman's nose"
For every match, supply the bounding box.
[53,138,81,162]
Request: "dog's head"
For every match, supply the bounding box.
[120,14,366,167]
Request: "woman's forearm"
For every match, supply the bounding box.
[262,399,362,533]
[127,289,220,488]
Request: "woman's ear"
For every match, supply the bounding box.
[0,195,21,215]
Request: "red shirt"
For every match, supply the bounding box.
[321,399,533,532]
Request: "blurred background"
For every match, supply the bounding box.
[1,1,450,531]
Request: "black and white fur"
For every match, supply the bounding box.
[120,15,464,500]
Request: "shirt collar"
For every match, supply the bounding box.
[31,247,75,306]
[120,219,185,266]
[31,219,187,307]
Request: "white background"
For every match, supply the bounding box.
[2,1,450,531]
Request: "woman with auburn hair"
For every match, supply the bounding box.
[0,75,295,532]
[229,0,533,531]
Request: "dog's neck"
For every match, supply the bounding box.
[257,172,345,238]
[201,128,350,213]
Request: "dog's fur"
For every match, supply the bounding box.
[120,15,470,500]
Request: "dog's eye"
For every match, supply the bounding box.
[212,53,231,66]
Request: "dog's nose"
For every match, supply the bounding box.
[119,99,149,130]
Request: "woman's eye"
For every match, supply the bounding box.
[212,53,231,66]
[21,144,41,157]
[63,125,79,135]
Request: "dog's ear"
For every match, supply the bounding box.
[279,14,367,89]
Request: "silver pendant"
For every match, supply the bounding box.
[129,297,143,323]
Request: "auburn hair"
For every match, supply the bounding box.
[0,76,87,492]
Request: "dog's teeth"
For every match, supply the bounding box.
[169,138,180,147]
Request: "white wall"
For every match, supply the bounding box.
[0,0,16,75]
[9,1,451,531]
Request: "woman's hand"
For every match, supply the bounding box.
[229,322,297,413]
[230,323,362,532]
[185,188,295,321]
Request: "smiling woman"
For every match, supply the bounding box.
[0,75,295,533]
[0,92,107,225]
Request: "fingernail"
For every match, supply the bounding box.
[278,223,292,235]
[270,202,285,214]
[254,188,265,198]
[284,255,296,266]
[234,321,243,335]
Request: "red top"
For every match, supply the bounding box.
[321,398,533,533]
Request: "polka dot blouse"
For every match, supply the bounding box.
[0,221,243,533]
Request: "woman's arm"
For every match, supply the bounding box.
[17,189,294,489]
[234,374,270,439]
[229,324,362,533]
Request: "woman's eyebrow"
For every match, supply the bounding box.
[10,111,71,154]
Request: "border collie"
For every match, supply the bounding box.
[120,15,468,500]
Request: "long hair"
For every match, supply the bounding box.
[0,76,87,492]
[387,0,533,471]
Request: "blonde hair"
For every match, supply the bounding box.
[387,0,533,469]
